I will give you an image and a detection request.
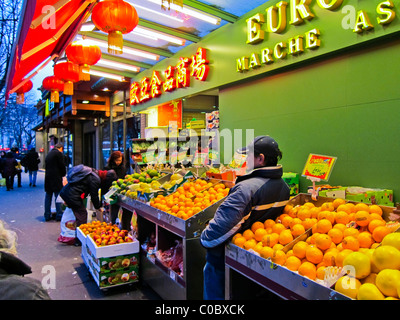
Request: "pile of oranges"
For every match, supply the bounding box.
[149,179,230,220]
[232,198,396,282]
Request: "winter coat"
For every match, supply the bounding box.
[44,148,66,193]
[21,150,40,172]
[2,153,18,177]
[0,251,51,300]
[105,162,126,179]
[200,165,290,252]
[59,165,102,210]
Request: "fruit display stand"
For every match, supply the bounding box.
[225,194,397,300]
[118,178,234,300]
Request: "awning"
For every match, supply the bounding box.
[6,0,96,101]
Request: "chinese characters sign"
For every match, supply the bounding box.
[302,153,337,181]
[130,47,209,106]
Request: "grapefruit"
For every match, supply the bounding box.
[372,245,400,271]
[381,232,400,251]
[357,283,385,300]
[335,276,361,299]
[376,269,400,298]
[343,252,371,279]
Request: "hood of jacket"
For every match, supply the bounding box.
[67,164,97,184]
[235,165,283,183]
[0,251,32,276]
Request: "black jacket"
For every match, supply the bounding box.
[60,165,102,210]
[45,148,66,193]
[104,162,126,179]
[21,150,40,171]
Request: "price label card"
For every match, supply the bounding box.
[302,154,337,181]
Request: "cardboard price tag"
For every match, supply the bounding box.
[302,154,336,181]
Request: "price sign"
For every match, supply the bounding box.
[302,154,337,181]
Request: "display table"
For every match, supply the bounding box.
[225,243,350,300]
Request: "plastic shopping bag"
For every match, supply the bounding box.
[57,207,76,245]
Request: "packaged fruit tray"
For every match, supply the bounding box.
[119,178,234,238]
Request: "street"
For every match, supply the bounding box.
[0,170,160,300]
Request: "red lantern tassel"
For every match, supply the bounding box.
[108,31,123,55]
[16,93,24,104]
[64,81,74,95]
[50,90,59,103]
[80,65,91,81]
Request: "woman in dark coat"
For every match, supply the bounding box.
[21,148,40,187]
[2,152,17,191]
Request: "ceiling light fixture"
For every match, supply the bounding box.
[132,26,185,45]
[87,70,126,81]
[129,2,184,22]
[96,59,140,73]
[146,0,221,25]
[80,21,96,32]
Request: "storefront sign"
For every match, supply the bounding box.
[130,47,209,106]
[236,0,399,73]
[302,153,336,181]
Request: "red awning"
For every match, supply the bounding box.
[6,0,96,101]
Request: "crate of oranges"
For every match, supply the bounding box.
[231,193,399,286]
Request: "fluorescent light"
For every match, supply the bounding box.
[77,36,159,60]
[87,70,126,81]
[82,100,89,104]
[129,2,184,23]
[80,22,95,32]
[133,26,185,45]
[146,0,221,25]
[97,59,140,73]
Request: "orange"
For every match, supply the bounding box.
[243,239,257,250]
[260,246,274,259]
[343,227,359,238]
[323,248,339,266]
[272,223,286,235]
[302,218,317,230]
[234,236,246,248]
[318,211,335,224]
[293,241,308,259]
[281,216,294,228]
[354,210,370,227]
[291,224,306,238]
[306,246,324,264]
[251,221,265,233]
[273,243,284,251]
[345,203,357,213]
[315,234,332,251]
[354,203,370,213]
[328,228,343,244]
[309,232,320,245]
[369,213,383,221]
[254,228,268,242]
[297,208,311,221]
[232,233,242,243]
[358,231,374,248]
[271,250,286,265]
[368,219,386,233]
[279,229,294,245]
[369,204,383,216]
[289,218,302,229]
[283,204,293,215]
[372,225,391,243]
[316,219,332,234]
[264,219,275,229]
[336,204,351,214]
[332,198,346,209]
[303,202,315,209]
[242,229,255,241]
[336,249,354,268]
[342,236,360,251]
[285,255,302,271]
[333,223,347,232]
[309,207,321,219]
[320,202,335,212]
[316,266,327,280]
[298,261,317,280]
[262,233,279,248]
[335,211,350,225]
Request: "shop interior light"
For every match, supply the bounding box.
[86,70,126,81]
[77,36,159,60]
[132,26,185,45]
[96,59,140,73]
[80,21,96,32]
[146,0,221,25]
[81,100,89,104]
[128,2,184,23]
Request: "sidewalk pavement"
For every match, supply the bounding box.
[0,170,160,300]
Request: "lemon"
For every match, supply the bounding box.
[372,245,400,271]
[381,232,400,250]
[364,249,380,273]
[343,252,371,279]
[376,269,400,298]
[357,283,385,300]
[334,276,361,299]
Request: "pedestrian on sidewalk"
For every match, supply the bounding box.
[11,147,22,188]
[0,220,51,300]
[21,148,40,187]
[44,143,66,222]
[1,152,17,191]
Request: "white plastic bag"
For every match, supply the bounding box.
[57,207,76,245]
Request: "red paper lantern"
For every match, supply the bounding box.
[91,0,139,55]
[65,42,102,81]
[15,80,33,104]
[54,61,80,95]
[42,76,64,103]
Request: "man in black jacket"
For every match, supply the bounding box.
[44,143,66,221]
[200,136,290,299]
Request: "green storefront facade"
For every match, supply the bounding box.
[130,0,400,201]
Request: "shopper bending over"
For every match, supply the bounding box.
[59,165,117,244]
[200,135,290,300]
[0,220,51,300]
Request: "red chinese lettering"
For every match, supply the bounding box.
[163,66,176,92]
[140,77,150,102]
[190,47,209,81]
[130,82,140,105]
[150,71,163,98]
[176,57,191,88]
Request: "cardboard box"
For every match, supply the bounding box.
[86,234,140,259]
[206,170,236,181]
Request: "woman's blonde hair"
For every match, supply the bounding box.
[0,220,18,256]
